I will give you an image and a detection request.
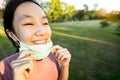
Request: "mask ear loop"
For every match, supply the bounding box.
[10,32,20,46]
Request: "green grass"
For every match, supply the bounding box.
[0,20,120,80]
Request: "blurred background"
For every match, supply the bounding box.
[0,0,120,80]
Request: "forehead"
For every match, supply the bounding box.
[14,1,46,20]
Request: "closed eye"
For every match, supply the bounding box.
[43,22,49,25]
[23,23,34,26]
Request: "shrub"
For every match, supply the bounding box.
[100,20,110,28]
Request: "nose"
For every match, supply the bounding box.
[35,24,46,36]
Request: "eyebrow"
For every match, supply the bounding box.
[18,15,48,22]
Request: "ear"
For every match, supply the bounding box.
[6,29,18,42]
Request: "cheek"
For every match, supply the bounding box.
[17,29,33,42]
[48,27,52,37]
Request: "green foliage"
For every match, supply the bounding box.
[60,2,75,21]
[114,26,120,36]
[47,0,62,21]
[73,9,98,21]
[100,20,110,28]
[105,11,120,35]
[106,11,120,23]
[41,0,75,22]
[73,10,85,20]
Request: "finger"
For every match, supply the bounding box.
[57,51,70,61]
[60,52,71,61]
[55,48,68,58]
[56,52,64,60]
[51,45,63,54]
[11,56,32,64]
[24,70,29,80]
[56,48,68,55]
[18,51,35,60]
[11,59,33,74]
[10,58,31,69]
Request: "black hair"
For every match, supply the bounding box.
[3,0,41,48]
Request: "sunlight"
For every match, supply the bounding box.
[52,27,71,31]
[53,31,116,46]
[0,27,5,35]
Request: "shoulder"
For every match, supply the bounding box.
[0,53,20,75]
[0,53,20,80]
[2,53,20,63]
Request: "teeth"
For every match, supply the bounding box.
[34,40,46,44]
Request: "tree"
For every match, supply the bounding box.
[60,2,75,21]
[83,4,88,12]
[43,0,75,22]
[96,8,107,19]
[46,0,62,22]
[73,10,85,20]
[82,4,90,20]
[105,11,120,35]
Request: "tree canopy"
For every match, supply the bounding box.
[40,0,75,22]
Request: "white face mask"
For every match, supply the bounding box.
[19,40,53,60]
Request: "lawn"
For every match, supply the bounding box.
[0,20,120,80]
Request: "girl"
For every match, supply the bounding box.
[0,0,71,80]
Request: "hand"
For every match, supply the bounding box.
[51,45,71,67]
[10,51,35,80]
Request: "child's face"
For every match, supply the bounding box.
[13,2,51,45]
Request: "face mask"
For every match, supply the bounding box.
[19,40,53,60]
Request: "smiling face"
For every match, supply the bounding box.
[12,2,51,45]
